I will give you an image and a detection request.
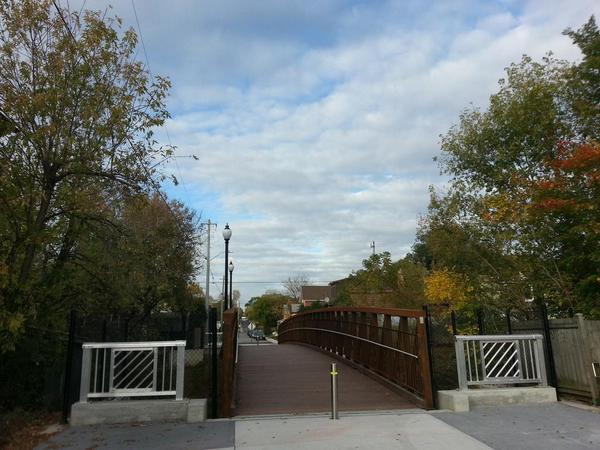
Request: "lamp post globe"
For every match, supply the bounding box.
[223,223,232,309]
[223,223,232,241]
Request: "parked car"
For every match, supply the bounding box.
[254,329,265,340]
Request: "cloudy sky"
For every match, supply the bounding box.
[77,0,598,304]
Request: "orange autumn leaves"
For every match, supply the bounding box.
[480,142,600,225]
[535,142,600,214]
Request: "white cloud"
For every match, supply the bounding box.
[78,0,599,303]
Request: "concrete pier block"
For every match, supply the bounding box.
[70,398,208,426]
[187,399,207,422]
[438,387,557,412]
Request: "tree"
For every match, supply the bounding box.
[245,293,290,334]
[342,252,400,307]
[299,300,323,312]
[529,142,600,316]
[328,251,428,308]
[564,16,600,140]
[0,0,172,349]
[424,268,472,308]
[282,274,308,301]
[56,191,201,333]
[424,17,600,316]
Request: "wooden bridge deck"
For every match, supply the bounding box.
[235,342,417,416]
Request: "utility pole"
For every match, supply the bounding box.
[201,220,217,347]
[370,241,376,255]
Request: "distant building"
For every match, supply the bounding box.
[328,278,348,301]
[300,285,332,307]
[282,301,301,320]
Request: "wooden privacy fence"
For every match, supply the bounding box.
[219,308,238,417]
[513,313,600,404]
[278,307,434,408]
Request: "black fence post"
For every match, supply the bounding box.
[422,304,437,408]
[209,307,218,418]
[540,303,558,389]
[62,309,77,424]
[450,310,457,335]
[477,308,485,335]
[506,309,512,335]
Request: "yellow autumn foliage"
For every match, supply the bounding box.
[424,268,472,308]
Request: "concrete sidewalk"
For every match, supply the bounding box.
[37,403,600,450]
[435,403,600,450]
[37,411,490,450]
[234,412,490,449]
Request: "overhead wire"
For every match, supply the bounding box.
[53,2,321,296]
[130,0,194,207]
[50,1,194,240]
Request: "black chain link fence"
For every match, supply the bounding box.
[424,303,561,407]
[1,309,208,423]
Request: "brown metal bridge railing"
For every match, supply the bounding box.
[219,308,238,417]
[278,307,434,409]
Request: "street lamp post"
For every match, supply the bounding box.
[223,223,232,309]
[229,261,234,310]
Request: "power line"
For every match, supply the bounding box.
[131,0,194,206]
[51,1,192,236]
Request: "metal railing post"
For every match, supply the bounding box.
[330,363,339,419]
[175,343,185,400]
[535,336,548,386]
[79,346,91,403]
[455,337,468,390]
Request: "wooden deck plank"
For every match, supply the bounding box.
[235,343,417,416]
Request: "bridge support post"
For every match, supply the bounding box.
[209,307,218,418]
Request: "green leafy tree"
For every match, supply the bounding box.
[0,0,171,349]
[423,17,600,316]
[246,293,290,334]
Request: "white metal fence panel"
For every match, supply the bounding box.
[455,335,547,390]
[79,341,186,402]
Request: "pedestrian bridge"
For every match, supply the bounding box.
[235,307,433,416]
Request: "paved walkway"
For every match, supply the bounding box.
[37,412,489,450]
[435,403,600,450]
[37,403,600,450]
[235,342,416,416]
